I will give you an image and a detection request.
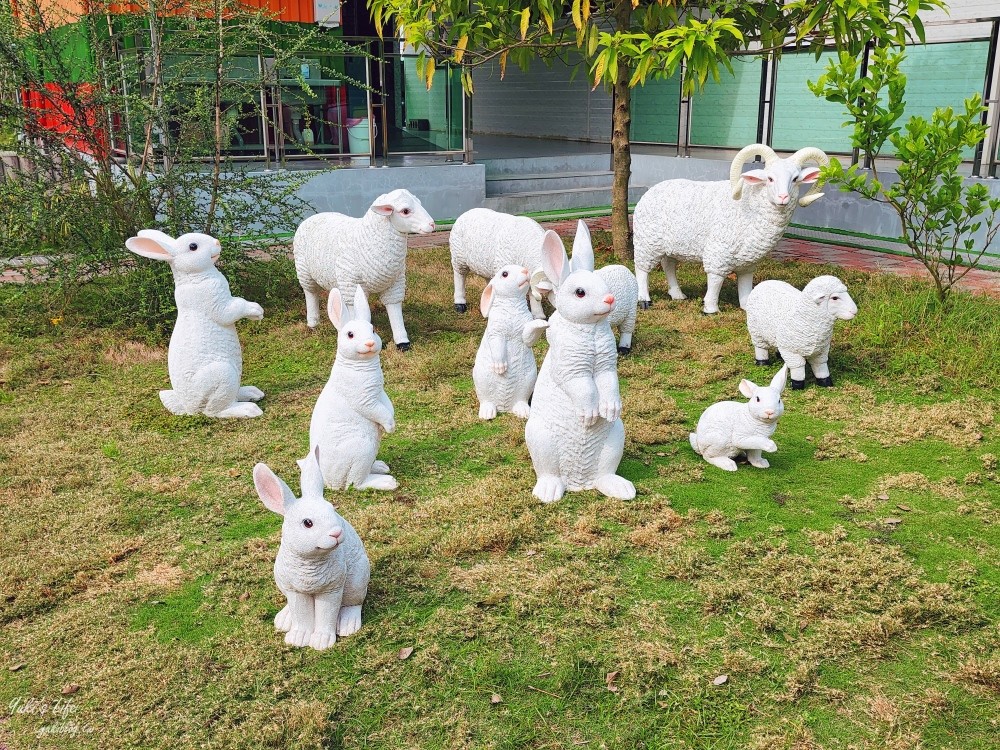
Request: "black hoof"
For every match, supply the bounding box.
[639,301,650,310]
[755,358,771,366]
[791,379,806,391]
[454,303,467,313]
[396,341,411,352]
[815,376,834,387]
[617,346,631,356]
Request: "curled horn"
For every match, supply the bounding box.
[730,143,778,199]
[790,147,830,207]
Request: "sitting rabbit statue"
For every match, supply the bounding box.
[253,447,371,650]
[309,286,397,491]
[473,264,549,420]
[689,366,788,471]
[125,229,264,418]
[524,222,635,503]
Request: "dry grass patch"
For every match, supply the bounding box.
[953,652,1000,694]
[103,340,166,365]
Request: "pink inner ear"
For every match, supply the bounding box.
[741,173,767,184]
[253,465,285,515]
[372,204,394,216]
[798,167,821,184]
[739,380,756,398]
[480,283,494,318]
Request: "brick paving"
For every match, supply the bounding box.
[409,216,1000,298]
[4,215,999,297]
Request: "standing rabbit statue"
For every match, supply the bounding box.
[689,366,788,472]
[125,230,264,418]
[524,222,635,503]
[473,264,549,420]
[310,286,397,491]
[253,447,371,650]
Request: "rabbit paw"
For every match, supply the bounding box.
[238,386,265,402]
[337,605,363,637]
[357,474,398,491]
[382,417,396,434]
[479,402,498,420]
[579,408,600,428]
[285,627,312,648]
[748,455,770,469]
[599,398,622,422]
[309,628,337,651]
[371,460,390,474]
[245,302,264,321]
[215,402,263,419]
[764,440,778,453]
[492,361,508,376]
[595,474,636,500]
[274,606,292,632]
[512,401,530,419]
[533,476,565,504]
[705,456,739,472]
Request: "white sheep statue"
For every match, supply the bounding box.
[745,275,858,390]
[633,144,829,314]
[293,189,436,351]
[450,207,546,318]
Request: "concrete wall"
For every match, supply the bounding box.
[294,163,486,223]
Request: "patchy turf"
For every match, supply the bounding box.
[1,238,998,749]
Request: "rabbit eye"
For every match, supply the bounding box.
[303,519,313,528]
[755,396,760,402]
[347,331,354,339]
[188,243,198,251]
[501,271,508,278]
[832,296,839,300]
[575,288,586,298]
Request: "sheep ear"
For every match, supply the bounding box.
[796,167,821,184]
[480,282,495,318]
[296,446,326,500]
[810,291,828,305]
[253,463,296,516]
[770,366,788,392]
[126,236,174,262]
[370,194,395,216]
[741,169,768,186]
[541,230,569,287]
[327,289,351,330]
[570,220,594,273]
[353,286,371,323]
[739,379,758,398]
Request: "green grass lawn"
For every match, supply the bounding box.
[1,238,998,749]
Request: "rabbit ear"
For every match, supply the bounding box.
[541,230,569,287]
[327,289,351,330]
[126,235,174,262]
[480,282,495,318]
[353,286,372,323]
[570,220,594,273]
[770,365,788,392]
[253,463,296,516]
[296,446,326,500]
[739,379,758,398]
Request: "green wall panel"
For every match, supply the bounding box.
[631,75,680,144]
[771,51,855,154]
[689,57,762,148]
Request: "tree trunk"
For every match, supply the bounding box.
[610,2,633,261]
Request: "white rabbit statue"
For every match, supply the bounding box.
[473,264,549,420]
[689,366,788,472]
[309,286,397,491]
[524,222,636,503]
[125,229,264,418]
[253,447,371,650]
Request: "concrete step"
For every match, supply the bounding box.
[483,184,648,214]
[486,170,614,196]
[481,153,612,177]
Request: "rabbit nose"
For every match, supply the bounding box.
[764,410,775,418]
[604,295,615,305]
[364,340,375,349]
[330,527,343,539]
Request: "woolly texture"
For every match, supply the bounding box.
[745,275,857,385]
[596,264,638,352]
[473,265,545,420]
[124,230,264,418]
[254,451,370,651]
[450,208,546,317]
[310,288,397,491]
[633,144,827,314]
[292,189,435,345]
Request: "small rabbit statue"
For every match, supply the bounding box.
[524,222,636,503]
[689,366,788,472]
[125,229,264,418]
[253,447,371,650]
[473,264,549,420]
[309,286,397,491]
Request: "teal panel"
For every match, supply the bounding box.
[899,41,989,159]
[689,57,762,147]
[771,50,854,154]
[631,75,680,144]
[398,56,459,151]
